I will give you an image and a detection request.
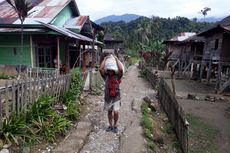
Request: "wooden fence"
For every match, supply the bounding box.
[144,67,189,153]
[0,74,71,124]
[158,78,189,153]
[27,67,58,79]
[146,67,159,89]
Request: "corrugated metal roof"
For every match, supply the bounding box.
[223,26,230,31]
[0,27,45,32]
[178,35,205,45]
[198,25,230,36]
[170,32,196,41]
[37,21,103,44]
[218,15,230,26]
[64,16,88,30]
[0,0,72,24]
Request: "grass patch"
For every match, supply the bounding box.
[139,68,147,78]
[161,122,174,134]
[141,102,182,152]
[141,102,155,151]
[186,114,219,153]
[129,57,140,65]
[0,73,16,79]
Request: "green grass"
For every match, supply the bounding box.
[129,57,140,65]
[141,102,182,152]
[0,73,16,79]
[161,122,174,134]
[141,102,155,151]
[139,69,147,78]
[186,114,219,153]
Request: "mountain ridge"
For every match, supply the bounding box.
[94,14,142,24]
[95,14,224,24]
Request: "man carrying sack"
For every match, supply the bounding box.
[99,54,124,133]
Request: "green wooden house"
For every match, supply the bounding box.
[0,0,102,74]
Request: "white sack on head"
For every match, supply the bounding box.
[104,55,125,74]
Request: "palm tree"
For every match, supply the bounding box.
[200,7,211,22]
[136,18,151,44]
[6,0,33,78]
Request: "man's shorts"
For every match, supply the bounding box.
[104,100,121,111]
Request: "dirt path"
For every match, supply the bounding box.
[80,65,155,153]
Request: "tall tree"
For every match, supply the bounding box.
[200,7,211,22]
[136,17,151,44]
[6,0,33,78]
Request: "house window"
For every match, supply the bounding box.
[215,39,219,50]
[37,46,52,67]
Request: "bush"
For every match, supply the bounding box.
[0,113,37,145]
[27,96,71,142]
[70,69,83,97]
[0,73,16,79]
[139,68,147,77]
[61,70,82,121]
[0,69,83,145]
[26,95,54,122]
[62,93,80,121]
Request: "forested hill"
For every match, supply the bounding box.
[100,16,214,50]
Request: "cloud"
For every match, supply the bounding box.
[76,0,230,21]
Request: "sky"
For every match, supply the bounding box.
[76,0,230,21]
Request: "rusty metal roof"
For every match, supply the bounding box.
[218,15,230,26]
[223,26,230,31]
[37,21,103,44]
[178,35,205,45]
[198,25,230,36]
[0,0,77,24]
[0,27,44,32]
[64,16,89,31]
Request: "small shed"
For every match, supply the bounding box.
[177,35,205,79]
[163,32,196,69]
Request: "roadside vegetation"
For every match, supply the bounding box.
[0,73,17,79]
[0,70,82,151]
[141,102,181,153]
[102,16,213,51]
[186,114,219,153]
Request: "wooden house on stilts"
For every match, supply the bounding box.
[198,15,230,93]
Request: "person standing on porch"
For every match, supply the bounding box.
[99,54,123,133]
[53,55,62,68]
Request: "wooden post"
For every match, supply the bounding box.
[82,44,87,79]
[206,54,212,84]
[89,41,94,91]
[5,82,9,118]
[16,80,20,113]
[199,61,204,82]
[65,41,70,70]
[30,35,34,68]
[12,81,16,112]
[21,80,24,110]
[215,62,222,92]
[37,78,40,99]
[79,47,82,68]
[190,63,194,79]
[57,37,60,75]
